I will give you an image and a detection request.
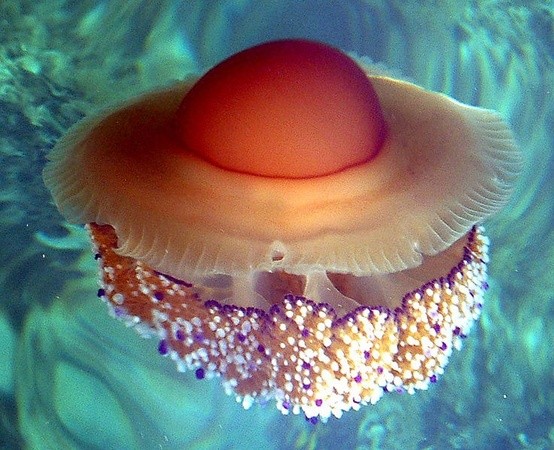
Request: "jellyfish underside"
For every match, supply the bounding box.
[184,232,467,315]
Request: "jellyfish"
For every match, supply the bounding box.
[43,40,521,421]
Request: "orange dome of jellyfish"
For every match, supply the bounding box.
[43,39,521,421]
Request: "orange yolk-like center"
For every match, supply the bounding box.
[175,39,387,178]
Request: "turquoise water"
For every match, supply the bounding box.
[0,1,552,449]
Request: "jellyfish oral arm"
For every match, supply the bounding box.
[90,222,489,421]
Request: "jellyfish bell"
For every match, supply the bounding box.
[43,39,521,420]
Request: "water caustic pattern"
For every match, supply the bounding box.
[43,40,521,421]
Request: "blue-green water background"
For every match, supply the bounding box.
[0,1,552,449]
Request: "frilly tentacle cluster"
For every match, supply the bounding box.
[89,223,488,422]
